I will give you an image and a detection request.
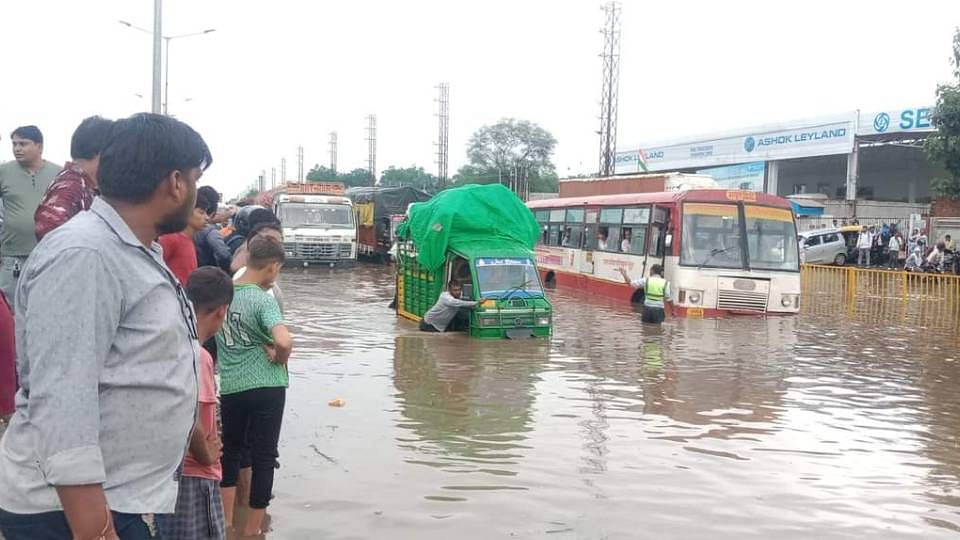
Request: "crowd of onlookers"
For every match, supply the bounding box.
[0,114,293,538]
[801,218,957,273]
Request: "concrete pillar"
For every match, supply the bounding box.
[765,161,778,195]
[845,143,859,201]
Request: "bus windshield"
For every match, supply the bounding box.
[744,205,800,271]
[680,203,799,272]
[475,258,545,298]
[280,203,355,229]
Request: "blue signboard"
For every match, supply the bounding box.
[697,161,766,191]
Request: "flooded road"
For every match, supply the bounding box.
[263,265,960,539]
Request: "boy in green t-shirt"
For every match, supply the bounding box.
[216,235,292,536]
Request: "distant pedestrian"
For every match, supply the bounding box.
[34,116,114,241]
[0,125,61,304]
[857,227,874,266]
[217,235,293,537]
[905,247,923,271]
[158,267,233,540]
[887,233,902,269]
[0,113,213,539]
[619,264,671,324]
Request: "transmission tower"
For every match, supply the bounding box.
[366,114,377,185]
[280,157,287,185]
[297,145,304,182]
[329,131,338,174]
[598,1,622,177]
[271,167,276,189]
[258,170,266,192]
[435,83,450,187]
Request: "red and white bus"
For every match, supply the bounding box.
[527,190,801,316]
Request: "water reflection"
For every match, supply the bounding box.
[392,335,548,498]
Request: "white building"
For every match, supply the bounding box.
[614,105,942,218]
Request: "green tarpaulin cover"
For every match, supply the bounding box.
[396,184,540,271]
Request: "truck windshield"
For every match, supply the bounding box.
[280,203,354,229]
[475,258,544,298]
[680,203,799,272]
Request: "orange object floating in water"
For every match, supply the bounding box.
[328,398,346,407]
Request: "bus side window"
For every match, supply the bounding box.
[627,226,647,255]
[548,224,561,246]
[584,225,598,250]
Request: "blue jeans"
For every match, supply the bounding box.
[0,508,162,539]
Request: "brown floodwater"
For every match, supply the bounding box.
[251,264,960,539]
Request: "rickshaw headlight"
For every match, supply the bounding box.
[536,316,550,326]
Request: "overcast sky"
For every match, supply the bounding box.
[0,0,956,198]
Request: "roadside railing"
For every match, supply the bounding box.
[801,264,960,328]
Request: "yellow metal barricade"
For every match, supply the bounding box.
[801,264,960,329]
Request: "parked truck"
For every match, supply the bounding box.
[257,182,357,266]
[347,186,432,262]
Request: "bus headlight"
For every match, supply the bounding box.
[680,289,703,305]
[780,294,799,308]
[536,316,551,326]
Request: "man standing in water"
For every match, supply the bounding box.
[619,264,671,324]
[0,113,212,539]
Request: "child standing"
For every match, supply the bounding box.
[216,235,293,536]
[159,266,234,539]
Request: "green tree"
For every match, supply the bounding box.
[454,119,559,195]
[380,166,437,191]
[306,164,338,182]
[339,168,375,188]
[926,27,960,198]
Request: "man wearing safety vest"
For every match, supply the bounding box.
[619,264,671,324]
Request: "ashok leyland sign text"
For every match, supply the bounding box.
[615,115,855,174]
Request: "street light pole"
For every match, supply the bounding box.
[163,37,171,115]
[152,0,162,114]
[119,19,215,116]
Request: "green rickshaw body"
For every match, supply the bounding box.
[394,184,553,339]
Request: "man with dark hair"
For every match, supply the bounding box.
[158,266,233,540]
[0,113,213,540]
[159,185,216,285]
[420,280,484,332]
[619,264,671,324]
[193,185,233,272]
[35,116,115,241]
[0,125,61,304]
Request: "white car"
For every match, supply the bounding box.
[800,229,848,265]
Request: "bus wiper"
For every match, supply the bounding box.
[698,247,734,269]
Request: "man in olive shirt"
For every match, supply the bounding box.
[0,126,60,305]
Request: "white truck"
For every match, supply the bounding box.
[259,182,358,266]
